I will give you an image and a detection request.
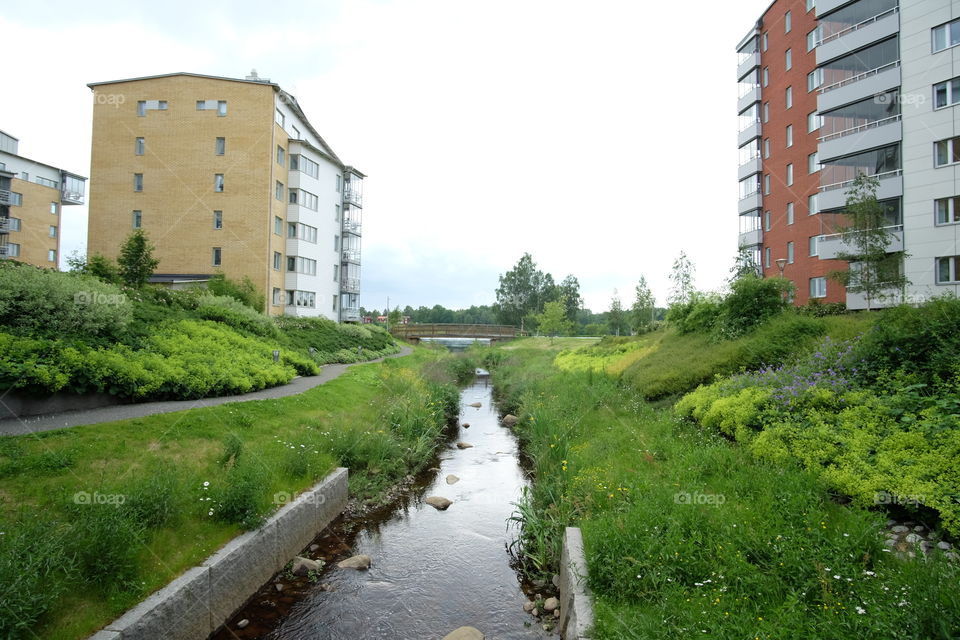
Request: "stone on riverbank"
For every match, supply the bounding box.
[337,554,372,570]
[425,496,453,510]
[291,556,323,576]
[468,402,482,408]
[544,596,559,612]
[442,627,484,640]
[502,414,519,427]
[446,474,460,485]
[456,442,473,449]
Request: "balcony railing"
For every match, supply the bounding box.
[820,169,901,192]
[343,186,362,207]
[819,60,900,94]
[0,245,8,257]
[0,218,9,232]
[341,277,360,293]
[342,249,361,264]
[817,7,899,47]
[341,307,361,322]
[343,219,362,235]
[818,114,901,143]
[817,225,904,259]
[0,190,21,206]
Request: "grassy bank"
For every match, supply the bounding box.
[0,347,458,639]
[493,337,960,639]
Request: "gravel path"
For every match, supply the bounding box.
[0,346,412,436]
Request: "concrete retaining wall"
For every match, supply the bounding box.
[88,467,349,640]
[0,391,125,420]
[559,526,594,639]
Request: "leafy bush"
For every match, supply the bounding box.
[195,294,280,338]
[276,316,396,357]
[0,262,131,341]
[716,275,791,338]
[666,292,723,335]
[210,462,267,530]
[206,273,264,311]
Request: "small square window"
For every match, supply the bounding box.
[217,100,227,116]
[810,276,826,298]
[48,249,56,263]
[134,173,143,192]
[48,225,57,238]
[137,100,146,117]
[274,216,283,235]
[49,202,57,214]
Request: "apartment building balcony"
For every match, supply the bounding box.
[0,217,10,233]
[818,115,902,163]
[816,7,899,66]
[341,307,361,322]
[818,62,900,113]
[818,170,902,211]
[817,225,903,260]
[60,173,86,205]
[343,186,362,207]
[738,157,762,181]
[737,85,761,113]
[0,189,20,206]
[738,192,762,215]
[342,249,361,264]
[817,0,859,17]
[0,244,9,257]
[738,228,763,248]
[341,276,361,294]
[343,217,362,236]
[738,121,761,148]
[737,52,760,82]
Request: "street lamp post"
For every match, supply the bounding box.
[775,258,788,302]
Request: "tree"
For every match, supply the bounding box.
[828,173,908,310]
[117,229,159,288]
[607,290,630,336]
[668,251,696,307]
[387,306,402,327]
[495,253,555,330]
[66,251,121,285]
[730,247,762,282]
[630,276,656,333]
[536,298,574,341]
[556,275,583,321]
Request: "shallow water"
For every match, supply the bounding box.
[214,377,546,640]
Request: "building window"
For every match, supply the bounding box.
[7,217,20,231]
[276,181,284,200]
[293,154,319,178]
[6,243,19,257]
[132,210,142,228]
[272,288,281,305]
[808,111,821,132]
[275,108,285,127]
[289,189,298,204]
[809,193,819,215]
[933,19,960,53]
[935,136,960,167]
[786,125,793,148]
[134,173,143,192]
[764,247,771,268]
[806,0,815,11]
[335,204,341,221]
[48,249,56,263]
[292,126,301,139]
[335,175,342,192]
[137,100,146,117]
[810,277,826,298]
[273,251,282,270]
[809,236,820,256]
[786,163,794,186]
[274,216,283,235]
[8,192,21,206]
[213,210,223,229]
[215,137,225,155]
[785,48,792,71]
[48,225,57,238]
[214,174,224,191]
[763,138,770,159]
[287,256,318,275]
[787,241,795,264]
[762,67,769,87]
[288,222,297,238]
[934,77,960,109]
[334,234,340,251]
[333,297,338,312]
[218,100,227,116]
[294,190,319,210]
[807,29,818,51]
[764,174,771,195]
[277,145,285,166]
[212,247,222,266]
[935,196,960,224]
[785,86,793,109]
[764,210,771,231]
[50,202,58,214]
[784,10,791,33]
[787,202,794,225]
[763,102,769,123]
[808,69,822,92]
[137,100,167,116]
[936,256,960,283]
[762,32,768,52]
[135,137,145,155]
[808,152,820,174]
[334,264,339,282]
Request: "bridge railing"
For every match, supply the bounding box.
[390,323,523,339]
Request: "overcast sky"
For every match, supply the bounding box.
[1,0,770,313]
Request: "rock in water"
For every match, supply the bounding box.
[462,423,470,428]
[523,601,536,613]
[337,554,372,570]
[443,627,484,640]
[237,619,249,629]
[543,596,560,612]
[446,474,460,485]
[291,556,323,576]
[468,402,482,408]
[502,414,519,427]
[426,496,453,510]
[456,442,474,449]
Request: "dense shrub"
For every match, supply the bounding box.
[195,294,280,338]
[0,263,131,341]
[206,273,264,311]
[276,316,398,363]
[716,275,791,338]
[666,292,723,335]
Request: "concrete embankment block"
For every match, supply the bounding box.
[559,526,594,639]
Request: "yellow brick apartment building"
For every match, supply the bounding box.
[87,72,364,321]
[0,131,86,268]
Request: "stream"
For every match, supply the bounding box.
[213,374,548,639]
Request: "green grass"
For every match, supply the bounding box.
[0,347,458,639]
[493,339,960,639]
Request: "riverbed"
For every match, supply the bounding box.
[213,375,547,639]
